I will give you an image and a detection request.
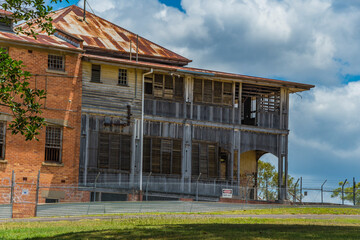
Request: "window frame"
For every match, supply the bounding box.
[44,126,63,164]
[144,73,184,101]
[118,68,128,86]
[91,64,101,83]
[97,132,132,171]
[143,136,182,175]
[193,78,233,106]
[0,121,6,160]
[48,54,65,72]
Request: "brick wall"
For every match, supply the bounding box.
[0,43,83,217]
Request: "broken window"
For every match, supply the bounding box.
[118,69,128,86]
[48,54,64,71]
[143,137,182,175]
[98,133,131,171]
[192,141,218,178]
[0,122,5,160]
[91,64,101,83]
[242,84,281,125]
[145,74,184,101]
[45,126,62,163]
[144,76,153,95]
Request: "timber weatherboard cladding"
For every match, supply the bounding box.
[82,61,142,117]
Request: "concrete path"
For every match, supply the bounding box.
[1,213,360,223]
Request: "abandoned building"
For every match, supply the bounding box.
[0,5,313,205]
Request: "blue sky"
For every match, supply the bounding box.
[49,0,360,190]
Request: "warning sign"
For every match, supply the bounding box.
[222,189,233,198]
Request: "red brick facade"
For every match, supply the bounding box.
[0,43,86,217]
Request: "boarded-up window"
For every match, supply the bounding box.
[191,141,218,178]
[0,122,5,159]
[174,76,184,100]
[223,82,233,105]
[143,137,182,175]
[193,78,203,103]
[193,79,233,105]
[45,127,62,163]
[91,64,101,83]
[153,74,164,98]
[164,75,174,99]
[98,133,131,171]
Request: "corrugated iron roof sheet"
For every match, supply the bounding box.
[0,31,81,50]
[0,9,13,16]
[83,54,314,91]
[39,5,191,64]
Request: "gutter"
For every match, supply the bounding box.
[139,68,153,191]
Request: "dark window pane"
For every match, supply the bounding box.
[91,64,101,82]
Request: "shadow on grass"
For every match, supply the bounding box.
[29,223,360,240]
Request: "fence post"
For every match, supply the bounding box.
[265,178,268,201]
[145,172,152,201]
[353,177,356,206]
[196,173,202,201]
[342,179,347,205]
[300,177,302,204]
[34,170,40,217]
[87,172,100,215]
[10,170,14,218]
[294,178,300,204]
[321,180,327,205]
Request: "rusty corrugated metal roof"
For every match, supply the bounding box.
[34,5,191,65]
[83,54,314,91]
[0,31,81,50]
[0,9,13,16]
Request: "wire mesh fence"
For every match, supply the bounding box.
[1,171,360,219]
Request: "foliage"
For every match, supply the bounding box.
[0,48,46,140]
[257,160,297,200]
[0,0,67,140]
[331,181,360,205]
[1,0,67,37]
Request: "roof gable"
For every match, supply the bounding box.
[46,5,191,65]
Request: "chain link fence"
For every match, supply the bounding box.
[0,171,360,219]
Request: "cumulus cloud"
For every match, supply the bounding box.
[79,0,360,181]
[81,0,360,85]
[289,82,360,179]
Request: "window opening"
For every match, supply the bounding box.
[118,69,128,86]
[48,54,64,71]
[0,122,5,159]
[143,137,182,175]
[98,133,131,171]
[45,126,62,163]
[91,64,101,82]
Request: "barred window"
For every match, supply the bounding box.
[45,127,62,163]
[48,54,64,71]
[118,69,128,86]
[0,122,6,160]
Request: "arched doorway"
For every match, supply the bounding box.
[233,150,277,200]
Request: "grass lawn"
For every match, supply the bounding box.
[202,207,360,215]
[1,216,360,239]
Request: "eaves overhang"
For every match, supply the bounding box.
[83,54,315,92]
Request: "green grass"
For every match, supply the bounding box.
[1,217,360,239]
[202,207,360,215]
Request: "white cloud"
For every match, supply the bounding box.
[82,0,360,85]
[80,0,360,180]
